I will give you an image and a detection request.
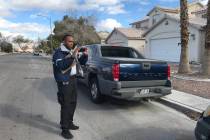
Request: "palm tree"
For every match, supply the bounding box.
[178,0,191,73]
[202,0,210,76]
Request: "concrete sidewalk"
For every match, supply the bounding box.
[0,52,7,56]
[0,52,19,56]
[161,90,210,113]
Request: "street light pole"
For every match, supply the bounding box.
[49,16,53,53]
[37,14,53,54]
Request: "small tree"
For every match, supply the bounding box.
[38,40,51,54]
[13,35,30,49]
[0,41,13,53]
[46,35,60,53]
[53,15,100,46]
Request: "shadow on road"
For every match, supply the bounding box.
[37,77,155,112]
[105,127,195,140]
[0,104,60,135]
[76,81,154,111]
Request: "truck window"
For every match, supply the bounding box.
[101,46,144,59]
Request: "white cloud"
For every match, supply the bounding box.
[10,0,78,11]
[0,0,130,16]
[29,12,49,19]
[96,18,122,31]
[85,0,120,6]
[159,0,178,2]
[0,0,12,17]
[139,1,150,5]
[0,17,50,40]
[159,0,207,5]
[124,0,150,5]
[106,4,126,14]
[200,0,208,5]
[82,0,126,14]
[0,30,25,39]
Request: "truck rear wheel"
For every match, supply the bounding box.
[89,78,105,104]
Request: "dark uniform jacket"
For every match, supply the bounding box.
[52,44,75,83]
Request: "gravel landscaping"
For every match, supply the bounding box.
[170,63,210,99]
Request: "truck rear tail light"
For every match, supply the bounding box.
[167,65,171,80]
[112,64,120,81]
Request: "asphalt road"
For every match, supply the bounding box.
[0,54,196,140]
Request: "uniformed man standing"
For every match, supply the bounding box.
[52,34,80,139]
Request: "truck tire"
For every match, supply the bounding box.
[89,78,104,104]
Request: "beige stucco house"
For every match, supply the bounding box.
[97,31,109,44]
[105,28,145,54]
[130,1,207,62]
[143,14,206,62]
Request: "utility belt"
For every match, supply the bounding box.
[57,75,76,86]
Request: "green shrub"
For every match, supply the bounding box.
[0,41,13,53]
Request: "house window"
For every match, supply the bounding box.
[152,18,156,24]
[152,14,159,25]
[191,34,196,40]
[136,23,141,28]
[165,20,169,25]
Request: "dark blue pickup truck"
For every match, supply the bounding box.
[79,44,172,103]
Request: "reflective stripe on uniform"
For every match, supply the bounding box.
[55,59,63,66]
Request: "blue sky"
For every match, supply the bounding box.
[0,0,207,40]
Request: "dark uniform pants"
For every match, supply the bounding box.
[57,77,77,130]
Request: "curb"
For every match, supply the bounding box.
[156,98,203,120]
[40,54,52,61]
[0,53,14,56]
[42,56,52,61]
[172,75,210,82]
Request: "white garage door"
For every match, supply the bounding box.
[150,38,181,62]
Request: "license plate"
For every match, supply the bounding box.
[134,89,150,97]
[139,89,150,95]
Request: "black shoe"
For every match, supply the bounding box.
[61,130,73,139]
[69,123,79,130]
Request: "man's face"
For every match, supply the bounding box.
[64,36,74,49]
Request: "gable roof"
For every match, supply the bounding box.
[191,7,207,14]
[97,31,109,40]
[129,16,149,25]
[143,14,206,37]
[106,28,144,42]
[188,1,205,8]
[147,1,205,16]
[129,1,205,27]
[147,6,179,16]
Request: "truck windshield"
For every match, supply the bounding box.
[101,46,144,58]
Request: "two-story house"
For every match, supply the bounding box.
[130,1,204,31]
[106,1,207,62]
[129,1,206,62]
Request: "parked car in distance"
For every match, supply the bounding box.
[33,51,39,56]
[78,44,172,104]
[195,105,210,140]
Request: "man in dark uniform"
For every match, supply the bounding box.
[52,34,80,139]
